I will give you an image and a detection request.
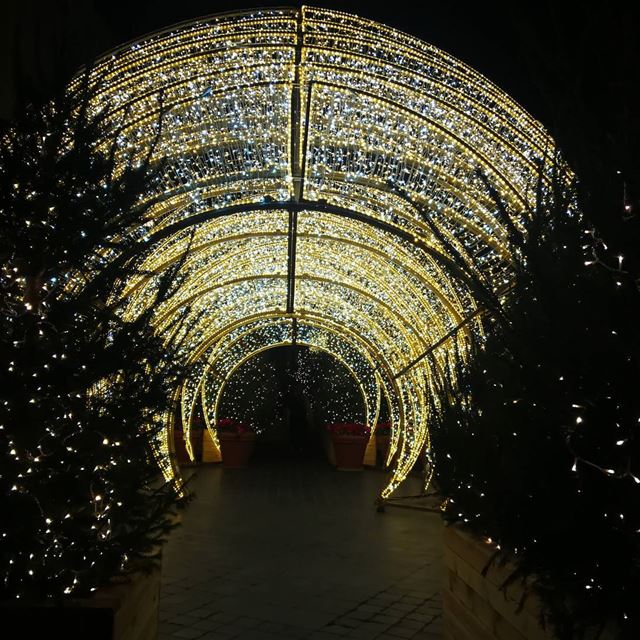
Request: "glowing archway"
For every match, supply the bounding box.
[77,6,554,499]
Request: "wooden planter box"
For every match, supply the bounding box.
[443,525,554,640]
[444,526,618,640]
[1,565,161,640]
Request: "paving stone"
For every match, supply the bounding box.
[424,616,442,630]
[192,618,225,632]
[163,593,193,604]
[215,622,246,636]
[170,614,207,627]
[398,619,423,631]
[372,613,398,625]
[346,621,389,638]
[187,606,218,618]
[322,623,351,635]
[370,594,398,605]
[233,618,262,628]
[406,612,433,624]
[355,603,382,615]
[316,599,351,614]
[334,616,361,629]
[405,589,432,599]
[386,603,416,614]
[171,628,207,639]
[197,632,238,640]
[282,610,334,629]
[160,622,184,634]
[234,631,277,640]
[279,627,307,638]
[384,627,418,639]
[208,612,238,624]
[258,621,285,633]
[350,610,374,621]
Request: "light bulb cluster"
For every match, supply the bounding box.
[80,6,554,498]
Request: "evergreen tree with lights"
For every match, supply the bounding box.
[0,76,190,601]
[431,155,640,639]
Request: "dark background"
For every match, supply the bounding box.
[2,0,638,255]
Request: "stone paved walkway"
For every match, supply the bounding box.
[159,459,443,640]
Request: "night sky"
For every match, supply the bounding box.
[2,0,638,247]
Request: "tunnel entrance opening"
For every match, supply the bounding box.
[218,345,365,463]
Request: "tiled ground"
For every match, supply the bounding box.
[159,458,443,640]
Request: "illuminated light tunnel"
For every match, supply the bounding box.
[76,6,555,500]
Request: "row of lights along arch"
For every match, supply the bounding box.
[77,6,555,499]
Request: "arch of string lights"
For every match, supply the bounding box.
[78,6,554,500]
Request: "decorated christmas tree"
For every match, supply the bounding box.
[431,154,640,638]
[0,76,190,600]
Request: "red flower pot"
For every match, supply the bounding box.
[330,434,368,470]
[218,432,256,468]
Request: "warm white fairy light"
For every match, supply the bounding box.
[80,6,554,499]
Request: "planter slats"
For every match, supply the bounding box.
[112,568,161,640]
[1,566,160,640]
[443,545,544,626]
[444,526,555,640]
[444,588,503,640]
[447,571,531,640]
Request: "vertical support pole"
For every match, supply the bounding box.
[285,8,306,330]
[286,207,298,315]
[290,8,304,203]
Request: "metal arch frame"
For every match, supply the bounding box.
[145,265,449,361]
[76,4,548,163]
[115,199,496,306]
[185,312,401,438]
[84,17,547,218]
[123,223,468,332]
[93,62,537,316]
[119,200,486,500]
[121,209,475,393]
[151,271,430,356]
[78,6,556,502]
[105,95,527,276]
[302,80,532,211]
[87,198,490,326]
[189,312,394,436]
[301,5,550,153]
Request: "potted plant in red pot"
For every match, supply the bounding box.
[326,422,371,470]
[216,418,256,468]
